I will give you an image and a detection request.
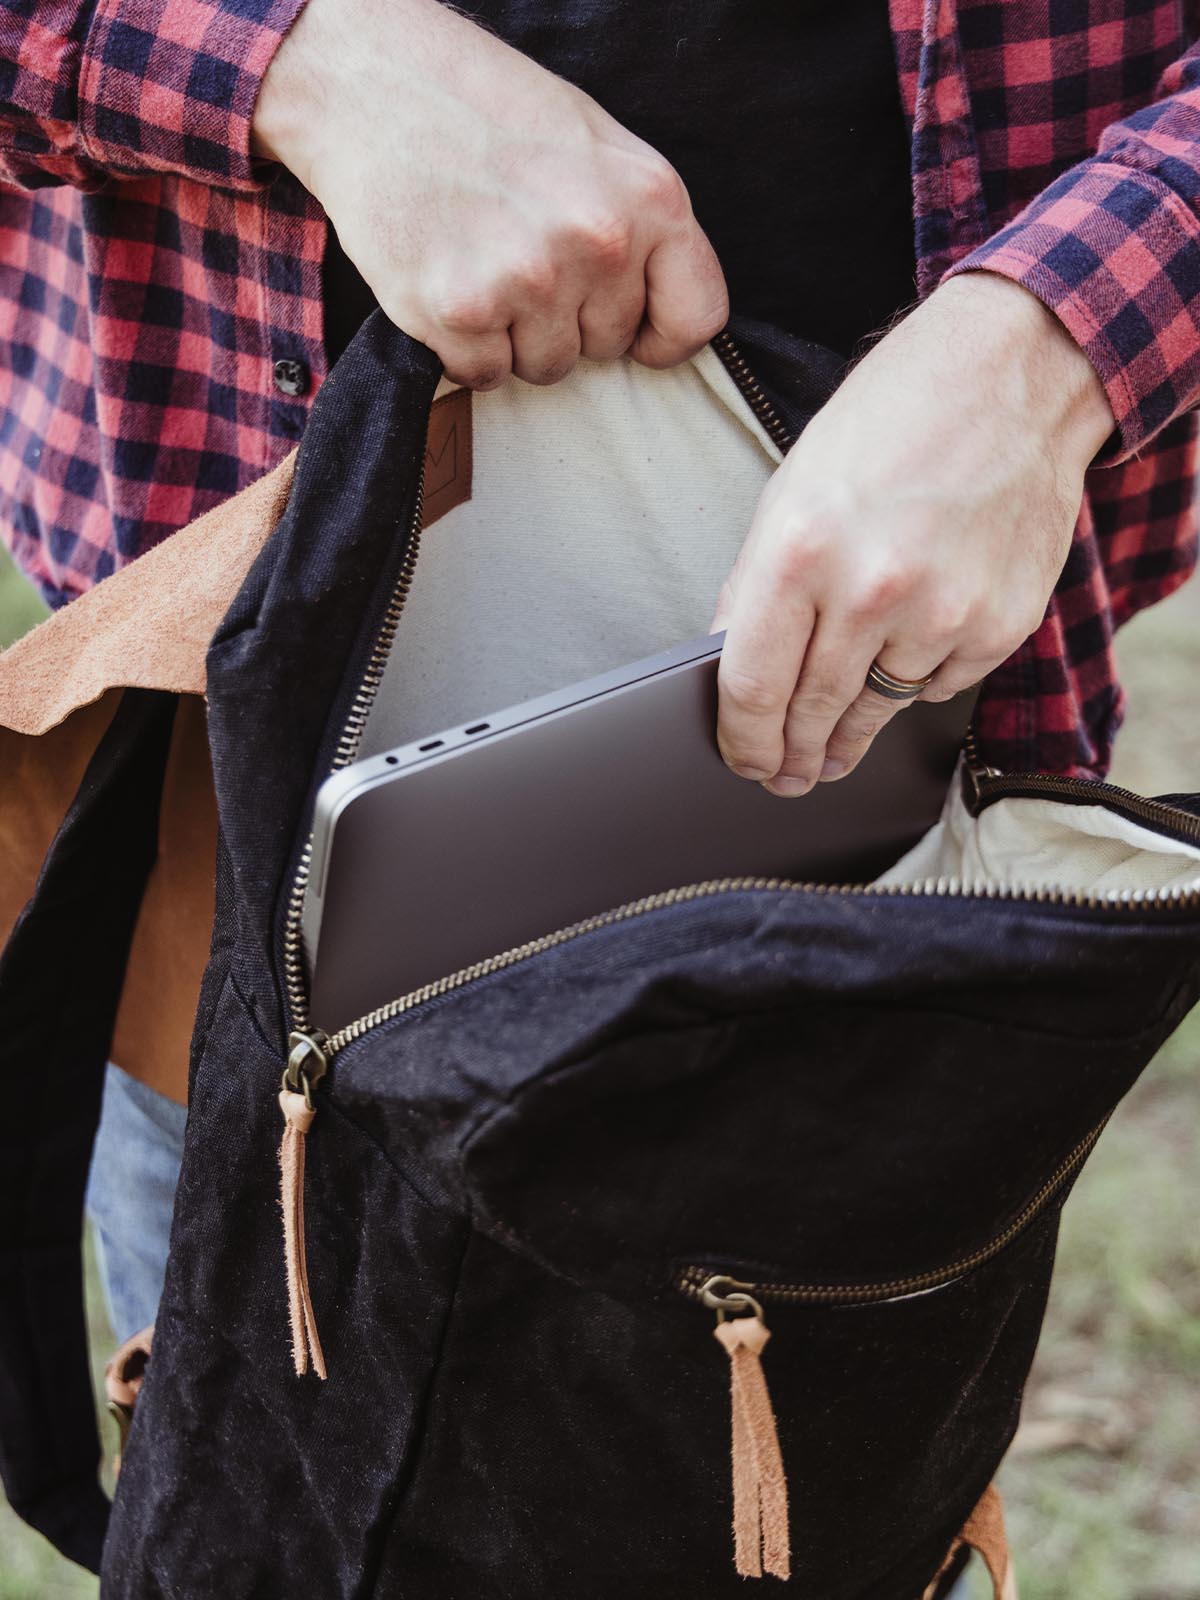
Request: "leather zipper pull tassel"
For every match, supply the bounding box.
[278,1031,330,1379]
[704,1279,791,1581]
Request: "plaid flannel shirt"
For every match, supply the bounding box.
[0,0,1199,775]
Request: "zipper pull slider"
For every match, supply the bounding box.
[700,1276,791,1581]
[284,1028,329,1104]
[278,1029,331,1379]
[961,727,1001,815]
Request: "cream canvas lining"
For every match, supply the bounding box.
[875,767,1200,897]
[360,345,782,755]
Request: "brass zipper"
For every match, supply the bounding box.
[319,865,1200,1060]
[281,467,426,1041]
[677,1119,1106,1312]
[960,721,1200,840]
[710,328,795,455]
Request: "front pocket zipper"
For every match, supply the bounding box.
[678,1111,1102,1583]
[676,1114,1105,1314]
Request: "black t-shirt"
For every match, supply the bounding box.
[324,1,915,364]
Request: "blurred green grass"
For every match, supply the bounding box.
[1,543,1199,1597]
[0,540,47,648]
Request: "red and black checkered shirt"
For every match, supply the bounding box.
[1,0,1199,775]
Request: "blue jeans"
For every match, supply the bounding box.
[85,1063,187,1344]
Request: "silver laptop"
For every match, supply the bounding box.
[304,632,973,1035]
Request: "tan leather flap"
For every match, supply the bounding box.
[0,455,296,1105]
[0,455,295,738]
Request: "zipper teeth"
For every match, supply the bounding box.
[711,329,796,454]
[282,473,426,1032]
[282,835,317,1030]
[327,877,784,1051]
[677,1121,1106,1308]
[331,477,426,774]
[324,870,1200,1056]
[961,713,1200,841]
[977,769,1200,841]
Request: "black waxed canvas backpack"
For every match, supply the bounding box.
[4,309,1200,1600]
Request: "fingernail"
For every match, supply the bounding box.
[765,776,812,798]
[819,758,846,782]
[731,764,773,781]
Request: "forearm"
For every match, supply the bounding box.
[929,274,1115,471]
[253,0,472,183]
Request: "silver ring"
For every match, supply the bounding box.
[864,661,935,702]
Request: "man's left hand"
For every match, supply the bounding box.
[711,273,1114,796]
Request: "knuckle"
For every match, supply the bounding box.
[720,666,783,719]
[788,684,846,722]
[523,353,578,387]
[430,285,503,336]
[776,728,820,763]
[508,252,560,303]
[572,210,635,270]
[772,532,820,590]
[719,727,779,774]
[921,595,971,642]
[637,156,688,216]
[463,364,505,391]
[847,565,912,621]
[768,511,841,585]
[975,617,1027,662]
[842,709,891,742]
[823,740,863,770]
[778,737,826,777]
[440,346,509,391]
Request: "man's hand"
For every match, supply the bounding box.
[710,273,1115,796]
[253,0,728,389]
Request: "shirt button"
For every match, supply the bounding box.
[273,358,309,398]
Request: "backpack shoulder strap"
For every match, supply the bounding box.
[0,687,177,1572]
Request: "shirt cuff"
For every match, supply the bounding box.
[77,0,309,190]
[944,157,1200,463]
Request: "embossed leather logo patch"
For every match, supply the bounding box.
[423,386,473,528]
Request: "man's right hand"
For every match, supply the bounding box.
[253,0,729,388]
